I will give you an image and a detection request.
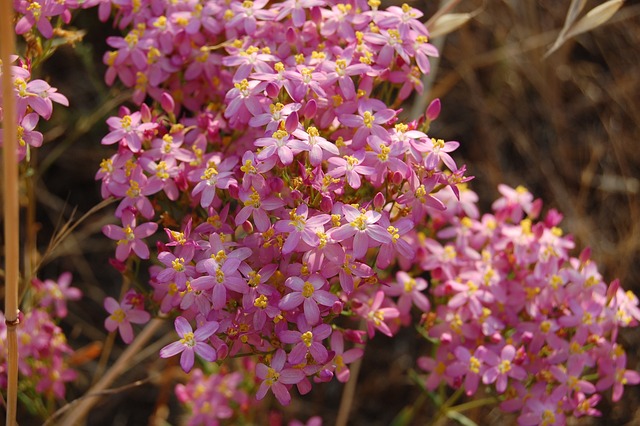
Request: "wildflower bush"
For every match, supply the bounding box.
[1,0,639,425]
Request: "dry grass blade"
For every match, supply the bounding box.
[546,0,625,57]
[428,13,473,39]
[565,0,624,39]
[562,0,588,35]
[426,0,463,29]
[35,197,116,274]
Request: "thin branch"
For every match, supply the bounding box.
[1,1,21,425]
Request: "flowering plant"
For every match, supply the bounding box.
[1,0,638,425]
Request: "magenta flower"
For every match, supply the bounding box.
[101,111,156,152]
[35,272,82,318]
[13,77,69,120]
[290,125,340,167]
[329,331,363,383]
[235,186,285,232]
[255,129,297,165]
[330,204,391,259]
[160,317,219,373]
[256,349,305,405]
[227,0,273,35]
[482,345,527,393]
[104,296,151,344]
[327,151,375,189]
[358,291,400,338]
[338,106,395,149]
[384,272,430,319]
[279,275,338,325]
[102,209,158,261]
[445,346,487,396]
[274,204,330,254]
[596,351,640,401]
[279,321,332,364]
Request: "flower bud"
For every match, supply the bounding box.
[242,220,254,234]
[373,192,385,210]
[426,98,441,121]
[285,110,299,133]
[315,368,334,383]
[268,177,284,192]
[161,92,175,115]
[266,81,280,98]
[228,183,239,199]
[140,103,152,122]
[331,300,343,314]
[392,171,404,185]
[303,99,317,120]
[310,6,322,23]
[344,329,367,344]
[286,26,296,44]
[320,195,333,212]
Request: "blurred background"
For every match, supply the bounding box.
[25,0,640,424]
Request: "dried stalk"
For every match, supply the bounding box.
[0,0,20,425]
[59,318,165,425]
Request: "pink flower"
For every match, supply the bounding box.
[338,106,395,149]
[102,209,158,261]
[35,272,81,318]
[235,186,285,232]
[327,151,375,189]
[104,296,151,343]
[384,272,430,319]
[160,316,219,373]
[274,204,330,254]
[445,346,488,396]
[482,345,527,393]
[329,204,391,259]
[256,349,305,405]
[101,111,156,152]
[279,321,332,364]
[329,331,363,383]
[279,275,338,325]
[358,290,400,338]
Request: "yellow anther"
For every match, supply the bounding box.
[126,180,141,198]
[100,158,113,173]
[498,359,512,374]
[202,166,218,180]
[469,356,481,374]
[248,271,261,287]
[240,159,257,174]
[362,111,374,128]
[302,281,314,298]
[172,258,185,272]
[307,126,319,137]
[156,161,170,179]
[350,214,368,230]
[431,138,445,149]
[301,331,313,347]
[377,145,390,161]
[254,295,268,309]
[110,308,126,323]
[180,331,195,346]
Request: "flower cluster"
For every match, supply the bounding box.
[0,55,68,161]
[94,0,454,412]
[415,184,640,423]
[0,273,81,400]
[87,0,640,424]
